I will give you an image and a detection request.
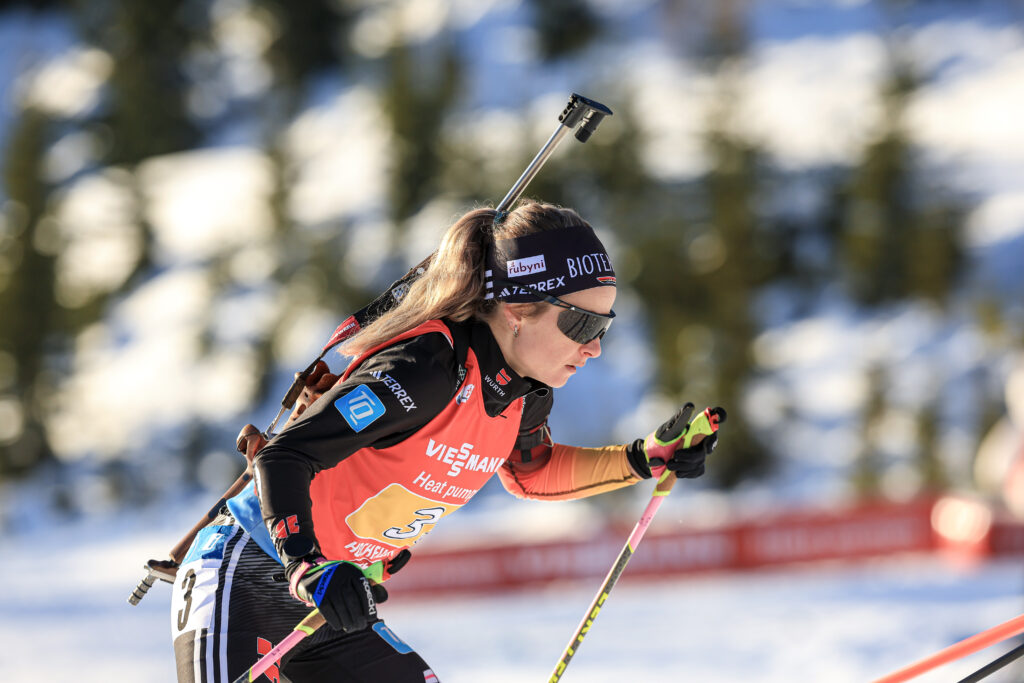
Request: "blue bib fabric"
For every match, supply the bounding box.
[226,485,283,565]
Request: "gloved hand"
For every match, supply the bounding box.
[289,559,384,632]
[631,403,727,479]
[282,535,388,633]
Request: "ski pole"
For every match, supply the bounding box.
[548,407,723,683]
[494,93,611,220]
[871,612,1024,683]
[230,609,326,683]
[956,640,1024,683]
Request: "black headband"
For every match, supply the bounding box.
[484,225,616,303]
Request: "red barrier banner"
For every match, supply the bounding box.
[385,498,1022,598]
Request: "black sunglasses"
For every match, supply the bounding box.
[497,281,615,344]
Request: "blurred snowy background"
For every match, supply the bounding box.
[1,0,1024,681]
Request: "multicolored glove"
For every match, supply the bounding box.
[281,535,393,633]
[629,404,727,479]
[289,558,382,632]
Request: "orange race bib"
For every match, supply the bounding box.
[344,483,459,547]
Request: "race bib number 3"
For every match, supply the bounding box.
[346,484,458,547]
[335,384,386,432]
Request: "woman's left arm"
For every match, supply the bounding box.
[498,440,642,501]
[497,390,642,501]
[498,402,725,501]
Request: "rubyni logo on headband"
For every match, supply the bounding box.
[507,255,547,276]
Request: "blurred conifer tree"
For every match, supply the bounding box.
[74,0,201,163]
[243,1,360,417]
[693,103,776,486]
[830,51,966,493]
[525,0,601,61]
[256,0,354,96]
[853,364,886,497]
[381,39,461,227]
[834,62,964,307]
[68,0,206,291]
[915,398,947,492]
[639,0,775,486]
[0,109,59,477]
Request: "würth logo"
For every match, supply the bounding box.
[496,368,511,386]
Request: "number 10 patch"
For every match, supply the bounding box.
[335,384,386,432]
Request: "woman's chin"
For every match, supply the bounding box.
[545,366,577,388]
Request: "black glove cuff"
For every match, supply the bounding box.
[280,534,322,577]
[626,438,652,479]
[387,548,412,575]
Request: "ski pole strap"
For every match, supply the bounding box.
[293,558,387,592]
[231,609,326,683]
[871,612,1024,683]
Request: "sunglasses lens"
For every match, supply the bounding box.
[556,308,613,344]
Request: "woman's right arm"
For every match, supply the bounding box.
[253,331,459,560]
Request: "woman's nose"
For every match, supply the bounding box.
[581,337,602,358]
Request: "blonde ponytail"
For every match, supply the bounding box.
[340,202,589,356]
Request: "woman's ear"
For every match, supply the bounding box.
[501,302,525,329]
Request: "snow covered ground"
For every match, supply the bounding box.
[2,501,1021,683]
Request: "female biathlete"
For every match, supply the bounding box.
[171,202,724,682]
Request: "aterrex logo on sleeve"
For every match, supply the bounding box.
[506,254,546,276]
[334,384,386,432]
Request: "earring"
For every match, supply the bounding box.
[512,324,519,338]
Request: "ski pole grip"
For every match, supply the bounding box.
[652,407,724,494]
[653,467,679,494]
[682,407,724,449]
